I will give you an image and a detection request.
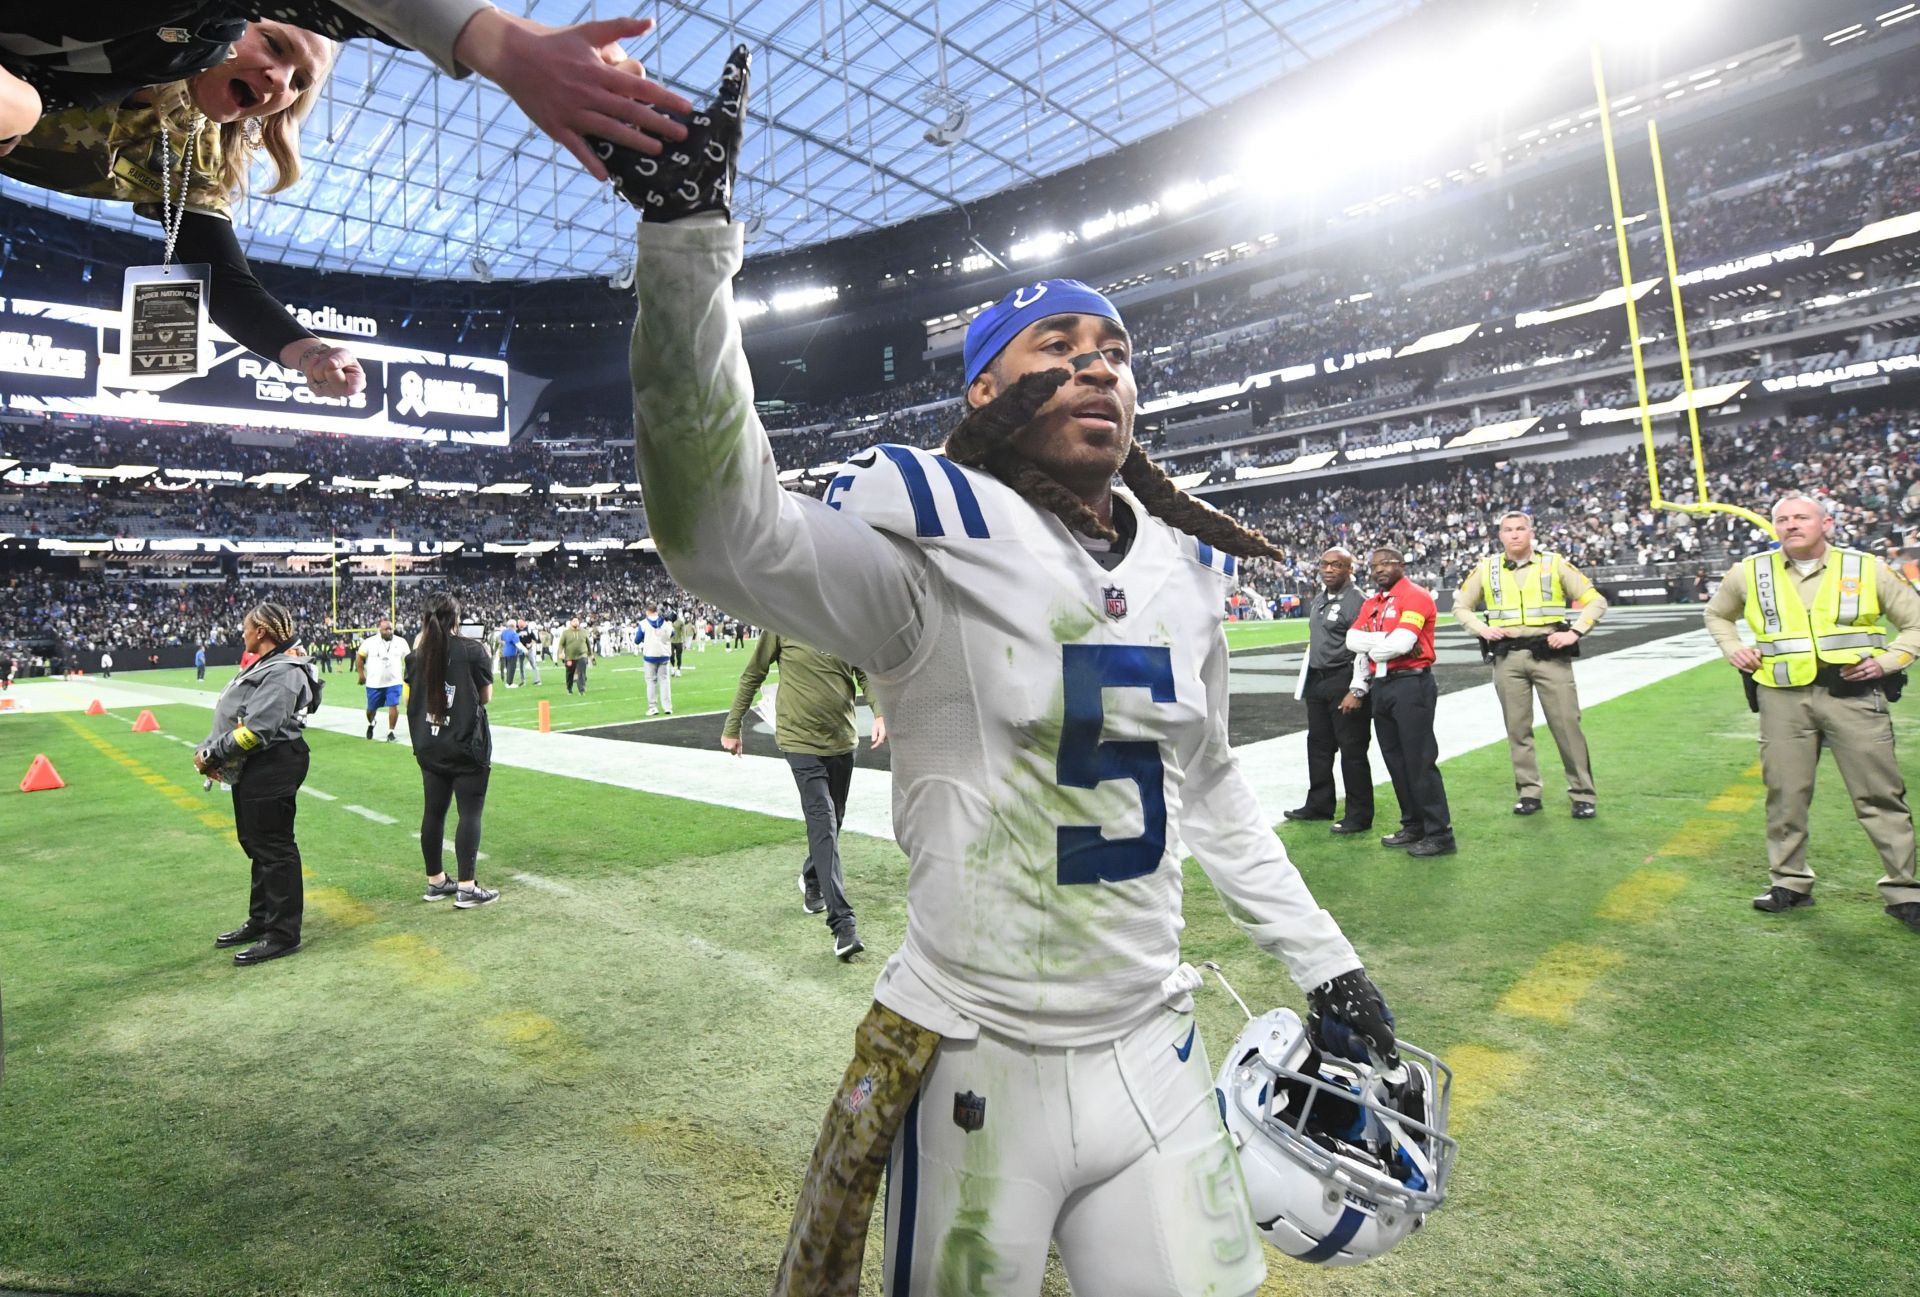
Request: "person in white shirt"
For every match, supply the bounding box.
[620,50,1402,1297]
[355,618,409,742]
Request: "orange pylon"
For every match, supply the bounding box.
[19,754,65,792]
[131,710,161,733]
[85,699,106,715]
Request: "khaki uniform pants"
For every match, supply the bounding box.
[1493,648,1595,801]
[1757,684,1920,905]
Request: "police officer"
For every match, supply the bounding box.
[1349,547,1455,857]
[1285,547,1374,834]
[1703,493,1920,932]
[1454,511,1609,818]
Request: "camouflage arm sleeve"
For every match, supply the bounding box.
[771,1002,942,1297]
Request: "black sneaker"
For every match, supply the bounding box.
[1284,807,1335,822]
[1572,802,1597,820]
[1380,828,1424,849]
[799,872,825,914]
[454,884,500,909]
[386,732,398,743]
[1887,902,1920,932]
[598,45,749,221]
[423,878,459,903]
[1513,797,1543,816]
[365,723,374,740]
[834,926,864,961]
[1407,834,1458,858]
[1752,886,1813,913]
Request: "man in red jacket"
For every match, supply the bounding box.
[1347,547,1455,857]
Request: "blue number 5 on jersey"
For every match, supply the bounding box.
[1056,644,1176,885]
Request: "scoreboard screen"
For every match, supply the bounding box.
[0,295,511,445]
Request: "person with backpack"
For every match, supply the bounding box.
[406,593,499,908]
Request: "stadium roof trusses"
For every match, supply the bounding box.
[0,0,1421,282]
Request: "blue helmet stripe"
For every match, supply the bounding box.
[1297,1206,1368,1264]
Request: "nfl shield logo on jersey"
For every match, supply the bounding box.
[953,1090,987,1133]
[1103,586,1129,620]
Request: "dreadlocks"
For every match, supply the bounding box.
[943,367,1289,561]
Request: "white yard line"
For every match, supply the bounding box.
[299,786,338,801]
[344,804,399,825]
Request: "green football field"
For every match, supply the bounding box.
[2,654,1917,1296]
[79,619,1322,733]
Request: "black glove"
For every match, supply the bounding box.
[595,45,750,222]
[1307,968,1399,1068]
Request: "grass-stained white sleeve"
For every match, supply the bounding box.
[1180,627,1364,992]
[628,219,927,676]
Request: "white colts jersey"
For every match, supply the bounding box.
[628,219,1359,1049]
[826,450,1356,1043]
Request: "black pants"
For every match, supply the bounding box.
[231,739,309,942]
[670,643,684,669]
[196,665,206,680]
[1302,666,1374,825]
[565,658,589,693]
[420,764,490,882]
[787,751,855,934]
[1371,670,1451,838]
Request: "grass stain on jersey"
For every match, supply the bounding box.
[1050,605,1101,644]
[628,251,753,560]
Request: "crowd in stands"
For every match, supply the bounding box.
[11,406,1918,660]
[0,564,740,660]
[1221,407,1920,597]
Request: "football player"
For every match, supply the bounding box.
[615,47,1402,1297]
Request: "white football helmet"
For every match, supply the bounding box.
[1214,1004,1455,1266]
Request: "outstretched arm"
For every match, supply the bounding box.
[626,49,927,676]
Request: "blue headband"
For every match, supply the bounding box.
[962,279,1125,387]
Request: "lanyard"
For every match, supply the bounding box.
[157,109,206,268]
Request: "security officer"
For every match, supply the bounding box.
[1285,547,1374,834]
[1703,493,1920,932]
[1453,510,1608,819]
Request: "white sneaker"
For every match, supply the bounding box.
[646,707,658,716]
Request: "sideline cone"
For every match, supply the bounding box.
[85,699,106,715]
[20,754,64,792]
[131,710,161,733]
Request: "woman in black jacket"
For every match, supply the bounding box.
[408,592,499,908]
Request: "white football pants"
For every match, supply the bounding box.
[882,1006,1264,1296]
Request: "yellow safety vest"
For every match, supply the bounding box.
[1741,547,1885,688]
[1480,551,1574,628]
